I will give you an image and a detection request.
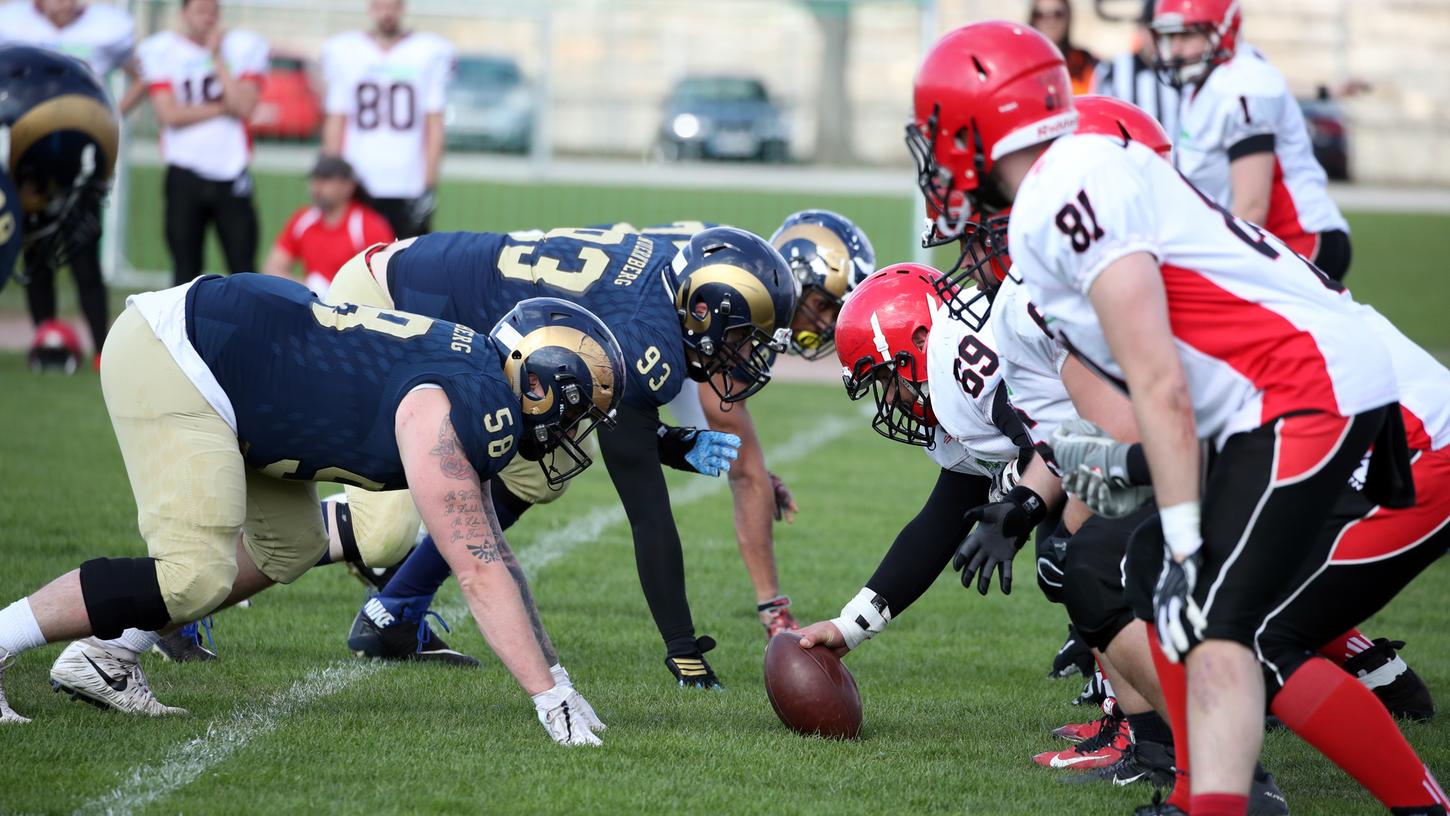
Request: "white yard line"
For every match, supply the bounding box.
[75,661,382,816]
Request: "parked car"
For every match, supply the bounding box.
[655,75,789,163]
[250,53,323,141]
[1298,90,1350,181]
[445,55,533,153]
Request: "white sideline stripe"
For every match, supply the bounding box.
[435,409,864,621]
[75,661,382,816]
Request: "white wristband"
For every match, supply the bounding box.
[550,664,572,688]
[829,588,892,651]
[1160,501,1203,560]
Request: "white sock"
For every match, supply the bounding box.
[100,628,163,655]
[0,599,48,656]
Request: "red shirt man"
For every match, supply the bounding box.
[264,155,393,296]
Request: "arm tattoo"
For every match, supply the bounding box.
[431,414,472,481]
[499,537,559,664]
[444,488,500,563]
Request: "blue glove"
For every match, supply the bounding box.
[684,430,741,477]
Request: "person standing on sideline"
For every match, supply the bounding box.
[1093,0,1178,140]
[263,155,394,297]
[320,0,452,239]
[1027,0,1097,95]
[136,0,267,286]
[0,0,137,367]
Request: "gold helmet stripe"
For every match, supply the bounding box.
[676,264,777,335]
[502,324,618,416]
[772,223,852,298]
[7,94,119,183]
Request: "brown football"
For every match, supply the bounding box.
[763,632,862,739]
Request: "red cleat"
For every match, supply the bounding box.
[1034,713,1130,770]
[758,596,800,639]
[1052,696,1117,743]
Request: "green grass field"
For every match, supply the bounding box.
[1,362,1448,815]
[1,173,1449,814]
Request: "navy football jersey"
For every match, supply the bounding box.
[385,227,686,410]
[185,274,520,490]
[0,167,20,292]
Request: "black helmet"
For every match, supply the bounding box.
[0,46,118,266]
[490,297,628,486]
[672,226,798,403]
[769,209,876,360]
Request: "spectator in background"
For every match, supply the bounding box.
[263,156,393,297]
[0,0,138,367]
[1092,0,1179,140]
[320,0,453,239]
[135,0,267,286]
[1028,0,1097,95]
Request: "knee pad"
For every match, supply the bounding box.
[1061,531,1134,651]
[78,557,171,638]
[1122,515,1165,624]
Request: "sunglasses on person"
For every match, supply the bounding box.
[1031,7,1067,20]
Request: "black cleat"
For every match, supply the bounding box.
[1345,638,1435,722]
[1050,624,1096,679]
[347,598,479,668]
[665,636,722,690]
[1133,793,1186,816]
[1062,739,1176,788]
[152,620,217,663]
[1250,763,1290,816]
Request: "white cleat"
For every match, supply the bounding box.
[49,639,188,716]
[0,647,31,724]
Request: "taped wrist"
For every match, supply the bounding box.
[830,587,892,651]
[550,663,572,688]
[1002,485,1048,538]
[78,557,171,639]
[1160,501,1203,560]
[656,425,702,473]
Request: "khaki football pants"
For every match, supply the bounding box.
[326,248,569,570]
[101,307,326,623]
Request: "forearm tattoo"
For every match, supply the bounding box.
[430,414,473,481]
[443,488,500,564]
[499,537,559,664]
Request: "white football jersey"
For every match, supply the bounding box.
[1174,47,1347,257]
[922,304,1021,477]
[988,274,1073,450]
[137,29,268,181]
[321,31,454,199]
[0,1,134,76]
[1357,305,1450,453]
[1010,134,1397,450]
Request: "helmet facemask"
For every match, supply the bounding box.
[1152,20,1230,88]
[933,213,1010,332]
[519,371,616,487]
[843,350,935,448]
[684,299,790,404]
[788,282,844,361]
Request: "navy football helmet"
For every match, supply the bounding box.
[671,226,798,403]
[490,297,628,486]
[0,46,118,267]
[769,209,875,360]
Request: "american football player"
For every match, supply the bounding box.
[0,273,623,747]
[0,44,119,294]
[1152,0,1353,280]
[909,20,1438,815]
[321,226,796,687]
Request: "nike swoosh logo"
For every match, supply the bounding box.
[83,654,128,692]
[1050,754,1109,768]
[1113,771,1148,786]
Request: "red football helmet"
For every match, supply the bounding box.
[836,264,948,447]
[1075,95,1173,158]
[1151,0,1241,87]
[28,319,83,374]
[908,21,1076,249]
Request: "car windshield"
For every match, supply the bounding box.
[455,58,522,88]
[673,77,767,104]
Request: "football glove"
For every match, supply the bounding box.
[1035,531,1069,604]
[665,635,722,690]
[769,472,797,523]
[1152,550,1207,663]
[657,426,741,477]
[550,664,605,733]
[952,485,1046,596]
[532,684,604,746]
[407,188,437,227]
[1052,420,1154,518]
[989,457,1025,503]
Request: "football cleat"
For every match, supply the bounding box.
[1345,638,1435,721]
[665,635,722,690]
[1134,794,1187,816]
[1072,670,1109,707]
[152,619,217,663]
[1052,696,1118,743]
[1049,624,1096,679]
[1061,738,1175,788]
[1250,764,1290,816]
[49,639,187,716]
[757,596,800,640]
[1033,712,1129,770]
[346,599,480,668]
[0,646,30,724]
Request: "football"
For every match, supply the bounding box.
[763,632,863,739]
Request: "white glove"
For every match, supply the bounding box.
[532,683,604,746]
[550,664,605,733]
[1051,420,1154,518]
[988,457,1024,504]
[1062,465,1155,518]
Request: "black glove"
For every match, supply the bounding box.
[1035,532,1069,604]
[407,188,437,228]
[664,635,722,690]
[1152,550,1205,663]
[952,485,1046,596]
